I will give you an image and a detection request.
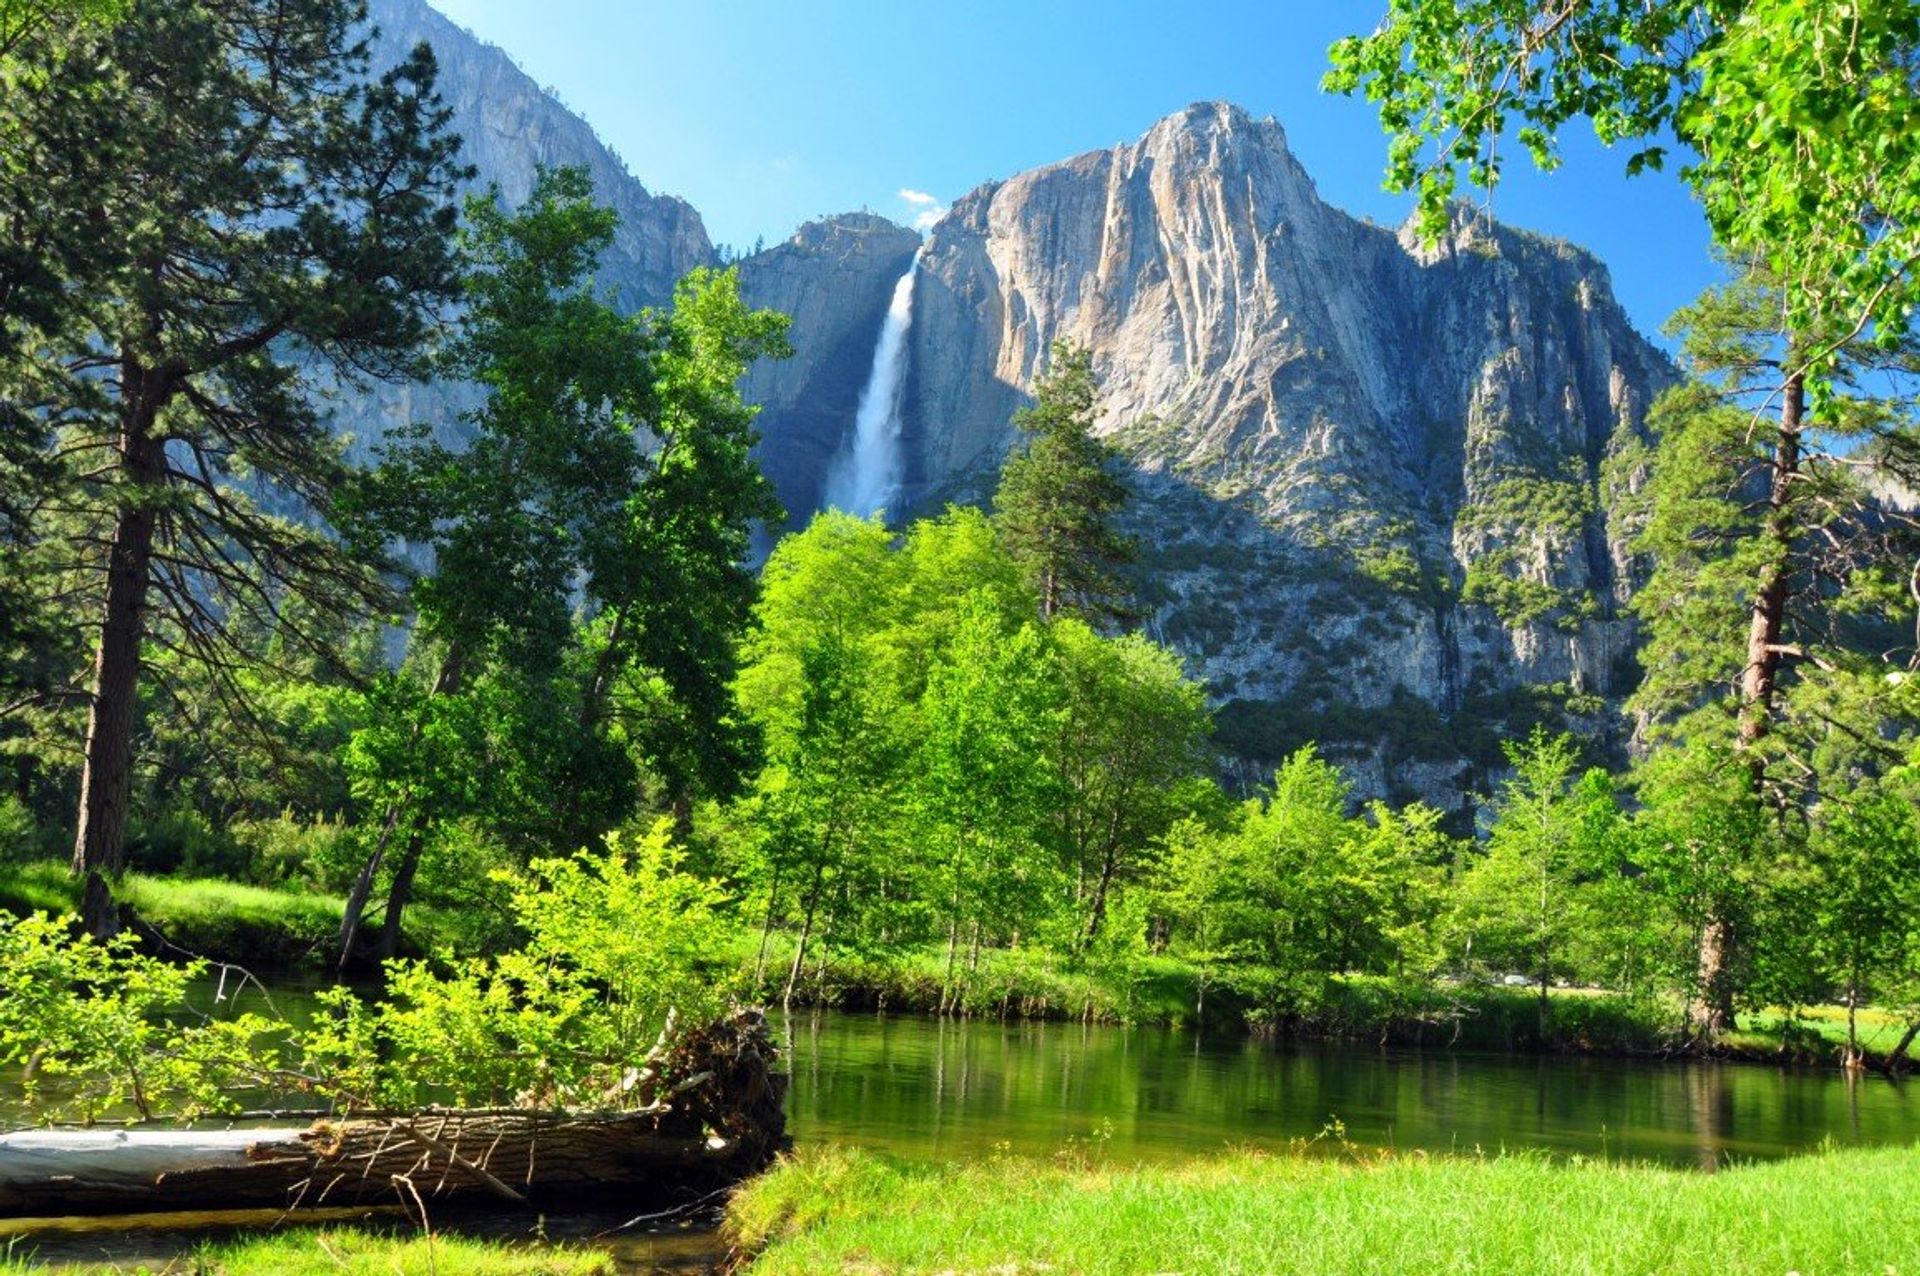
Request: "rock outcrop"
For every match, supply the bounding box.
[745,103,1675,811]
[368,0,711,313]
[737,215,922,523]
[317,0,715,464]
[319,2,1678,814]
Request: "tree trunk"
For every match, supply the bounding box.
[1691,366,1804,1038]
[335,805,401,977]
[335,648,464,974]
[375,828,425,963]
[941,914,960,1016]
[1737,368,1803,748]
[0,1010,789,1217]
[1842,983,1864,1073]
[1883,1018,1919,1076]
[752,866,782,987]
[1689,916,1736,1039]
[71,389,166,941]
[782,860,826,1011]
[1080,847,1119,951]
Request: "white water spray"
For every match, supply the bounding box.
[823,253,919,519]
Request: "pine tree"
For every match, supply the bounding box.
[1626,259,1920,1035]
[0,0,468,937]
[992,341,1135,622]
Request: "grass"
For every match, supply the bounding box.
[0,862,78,916]
[729,1143,1920,1275]
[184,1230,612,1275]
[1730,1003,1917,1059]
[0,863,465,968]
[0,1228,612,1274]
[121,875,344,959]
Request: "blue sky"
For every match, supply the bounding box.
[430,0,1718,344]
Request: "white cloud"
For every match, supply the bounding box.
[898,188,947,231]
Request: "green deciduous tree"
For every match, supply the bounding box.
[913,594,1061,1008]
[1326,0,1920,389]
[336,169,788,969]
[1163,746,1450,1014]
[1051,619,1212,949]
[1453,730,1632,1032]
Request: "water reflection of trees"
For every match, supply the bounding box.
[776,1013,1917,1166]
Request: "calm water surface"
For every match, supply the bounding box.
[12,993,1920,1271]
[779,1010,1920,1169]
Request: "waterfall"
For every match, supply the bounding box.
[822,253,919,519]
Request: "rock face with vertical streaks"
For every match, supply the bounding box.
[743,103,1674,811]
[314,3,1679,813]
[318,0,715,464]
[736,215,922,523]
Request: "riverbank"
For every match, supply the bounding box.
[0,863,467,968]
[6,865,1912,1071]
[727,1143,1920,1274]
[755,936,1918,1071]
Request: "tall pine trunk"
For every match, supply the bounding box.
[71,381,166,941]
[1691,365,1804,1039]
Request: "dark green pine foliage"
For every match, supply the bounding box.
[1623,258,1920,1035]
[993,341,1135,622]
[0,0,468,938]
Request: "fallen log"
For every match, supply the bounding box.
[0,1008,787,1218]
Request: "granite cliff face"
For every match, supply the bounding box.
[367,0,711,312]
[743,103,1674,810]
[323,2,1676,812]
[320,0,714,463]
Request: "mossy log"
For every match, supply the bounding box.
[0,1009,787,1217]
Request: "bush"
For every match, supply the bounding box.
[127,806,248,880]
[232,811,355,889]
[0,795,36,866]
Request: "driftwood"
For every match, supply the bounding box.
[0,1008,787,1218]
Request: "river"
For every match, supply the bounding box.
[10,1000,1920,1271]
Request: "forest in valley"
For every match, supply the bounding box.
[0,0,1917,1151]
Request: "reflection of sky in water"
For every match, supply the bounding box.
[778,1011,1920,1170]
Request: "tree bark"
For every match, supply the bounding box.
[1080,846,1119,951]
[781,859,826,1011]
[0,1011,789,1217]
[71,375,168,941]
[336,648,465,974]
[1882,1018,1919,1076]
[375,828,425,964]
[753,865,782,988]
[1689,915,1736,1039]
[1690,366,1803,1039]
[335,804,401,977]
[1738,368,1803,747]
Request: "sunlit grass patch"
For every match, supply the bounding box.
[185,1228,613,1275]
[729,1143,1920,1275]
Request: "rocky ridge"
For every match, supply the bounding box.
[351,8,1676,813]
[744,104,1674,811]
